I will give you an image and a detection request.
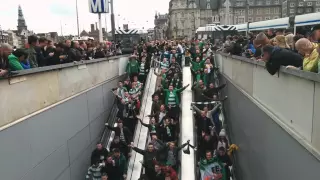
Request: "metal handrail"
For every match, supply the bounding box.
[100,98,118,145]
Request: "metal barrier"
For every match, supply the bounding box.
[181,67,196,180]
[127,69,157,180]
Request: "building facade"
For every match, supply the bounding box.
[6,30,21,47]
[168,0,220,39]
[219,0,282,24]
[282,0,320,17]
[0,26,9,43]
[154,13,168,40]
[168,0,285,38]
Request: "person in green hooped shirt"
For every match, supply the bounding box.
[8,49,28,71]
[126,55,139,79]
[163,84,189,107]
[190,56,205,82]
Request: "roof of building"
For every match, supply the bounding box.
[80,30,89,36]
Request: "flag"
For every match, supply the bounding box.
[199,157,226,180]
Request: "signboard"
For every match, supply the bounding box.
[89,0,109,13]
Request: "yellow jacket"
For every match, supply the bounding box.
[303,43,319,73]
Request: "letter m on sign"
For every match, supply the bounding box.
[89,0,109,13]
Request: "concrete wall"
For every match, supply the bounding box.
[0,56,128,128]
[0,56,128,180]
[215,53,320,179]
[222,78,320,180]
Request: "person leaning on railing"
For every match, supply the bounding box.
[286,38,320,73]
[0,43,12,77]
[8,49,29,71]
[261,45,303,75]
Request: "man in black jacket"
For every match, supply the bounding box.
[91,142,109,165]
[262,45,303,75]
[203,83,226,99]
[106,120,132,144]
[131,142,164,179]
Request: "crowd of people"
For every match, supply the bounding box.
[222,24,320,75]
[0,36,122,77]
[85,39,234,180]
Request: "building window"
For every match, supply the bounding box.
[274,7,279,13]
[306,8,312,13]
[290,2,295,7]
[317,8,320,12]
[265,8,270,14]
[297,8,303,13]
[256,17,262,21]
[206,3,210,9]
[266,0,271,5]
[249,0,254,5]
[298,2,304,6]
[265,17,271,20]
[317,1,320,6]
[307,2,313,6]
[238,17,245,23]
[257,1,262,5]
[257,8,261,15]
[249,9,253,15]
[248,17,253,22]
[274,0,279,4]
[290,9,295,13]
[240,9,245,15]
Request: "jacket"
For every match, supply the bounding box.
[91,148,109,165]
[192,84,207,102]
[266,47,303,75]
[190,59,205,72]
[106,125,132,144]
[113,154,127,175]
[163,86,188,105]
[8,54,24,71]
[302,43,319,73]
[27,46,38,68]
[126,59,139,74]
[132,147,159,169]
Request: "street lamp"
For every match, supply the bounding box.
[117,14,120,29]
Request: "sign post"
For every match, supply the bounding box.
[89,0,109,42]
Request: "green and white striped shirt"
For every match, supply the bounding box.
[167,92,177,106]
[161,61,169,70]
[139,62,146,75]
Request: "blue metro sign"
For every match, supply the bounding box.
[89,0,109,13]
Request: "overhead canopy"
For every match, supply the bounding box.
[295,12,320,27]
[235,23,248,32]
[249,17,289,31]
[196,25,236,32]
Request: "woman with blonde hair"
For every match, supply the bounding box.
[274,35,290,49]
[285,34,295,49]
[287,38,319,73]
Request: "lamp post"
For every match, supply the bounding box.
[245,0,249,36]
[89,0,109,42]
[109,0,115,41]
[76,0,80,37]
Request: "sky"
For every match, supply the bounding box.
[0,0,170,35]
